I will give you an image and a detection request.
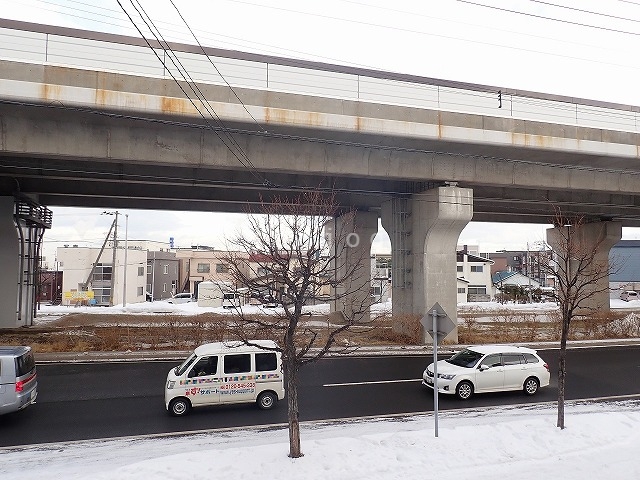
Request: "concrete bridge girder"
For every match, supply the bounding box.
[2,101,640,228]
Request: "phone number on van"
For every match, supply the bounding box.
[220,382,256,395]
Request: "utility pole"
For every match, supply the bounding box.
[108,211,119,306]
[122,214,128,307]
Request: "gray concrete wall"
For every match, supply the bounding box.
[547,221,622,315]
[0,197,19,328]
[382,187,473,343]
[329,211,378,323]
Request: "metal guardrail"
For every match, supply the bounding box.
[0,18,638,133]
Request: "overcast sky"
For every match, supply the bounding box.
[3,0,640,260]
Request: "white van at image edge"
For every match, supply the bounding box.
[165,340,285,416]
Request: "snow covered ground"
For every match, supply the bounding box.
[2,400,638,480]
[16,299,640,478]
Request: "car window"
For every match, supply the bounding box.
[446,348,483,368]
[480,354,502,368]
[523,353,540,364]
[502,354,525,365]
[188,356,218,378]
[224,354,251,374]
[176,353,197,375]
[15,351,35,376]
[256,353,277,371]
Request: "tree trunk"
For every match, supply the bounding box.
[557,316,569,429]
[284,348,303,458]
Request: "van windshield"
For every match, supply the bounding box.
[175,353,197,376]
[446,348,483,368]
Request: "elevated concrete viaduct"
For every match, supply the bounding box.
[0,20,638,338]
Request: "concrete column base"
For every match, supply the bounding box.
[547,220,622,315]
[328,210,378,323]
[382,186,473,343]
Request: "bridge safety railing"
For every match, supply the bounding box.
[0,19,638,134]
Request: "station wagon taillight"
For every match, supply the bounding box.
[543,363,550,372]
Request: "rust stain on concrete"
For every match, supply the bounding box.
[264,107,325,127]
[161,96,191,115]
[40,83,63,101]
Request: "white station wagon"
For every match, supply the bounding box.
[422,345,550,400]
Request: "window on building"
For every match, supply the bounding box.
[147,264,152,274]
[163,265,169,274]
[137,287,144,296]
[197,263,210,273]
[456,265,463,272]
[216,263,229,274]
[471,265,483,273]
[468,285,487,295]
[146,283,151,292]
[163,283,167,292]
[458,287,466,294]
[137,266,144,276]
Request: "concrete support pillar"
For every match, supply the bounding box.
[0,197,19,328]
[328,210,378,323]
[547,220,622,314]
[381,186,473,343]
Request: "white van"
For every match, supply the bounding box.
[222,292,241,309]
[165,340,285,416]
[0,346,37,415]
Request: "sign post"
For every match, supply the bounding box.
[421,302,455,438]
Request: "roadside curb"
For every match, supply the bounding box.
[34,338,640,363]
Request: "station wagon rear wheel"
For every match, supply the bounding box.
[169,397,191,416]
[455,381,474,400]
[524,377,539,396]
[257,391,276,410]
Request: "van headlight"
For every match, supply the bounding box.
[167,380,176,389]
[438,373,456,380]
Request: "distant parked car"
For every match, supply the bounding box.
[620,290,638,302]
[0,346,37,415]
[422,345,550,400]
[167,293,194,304]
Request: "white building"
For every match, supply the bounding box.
[371,254,392,303]
[456,250,494,302]
[57,245,147,306]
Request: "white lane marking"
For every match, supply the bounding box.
[323,379,423,387]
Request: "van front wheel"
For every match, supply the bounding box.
[257,391,277,410]
[169,397,191,416]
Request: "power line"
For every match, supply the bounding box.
[529,0,640,24]
[115,0,268,186]
[458,0,640,37]
[168,0,267,134]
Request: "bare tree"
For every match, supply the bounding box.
[222,190,373,458]
[540,209,619,429]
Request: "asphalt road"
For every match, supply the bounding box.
[1,345,639,447]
